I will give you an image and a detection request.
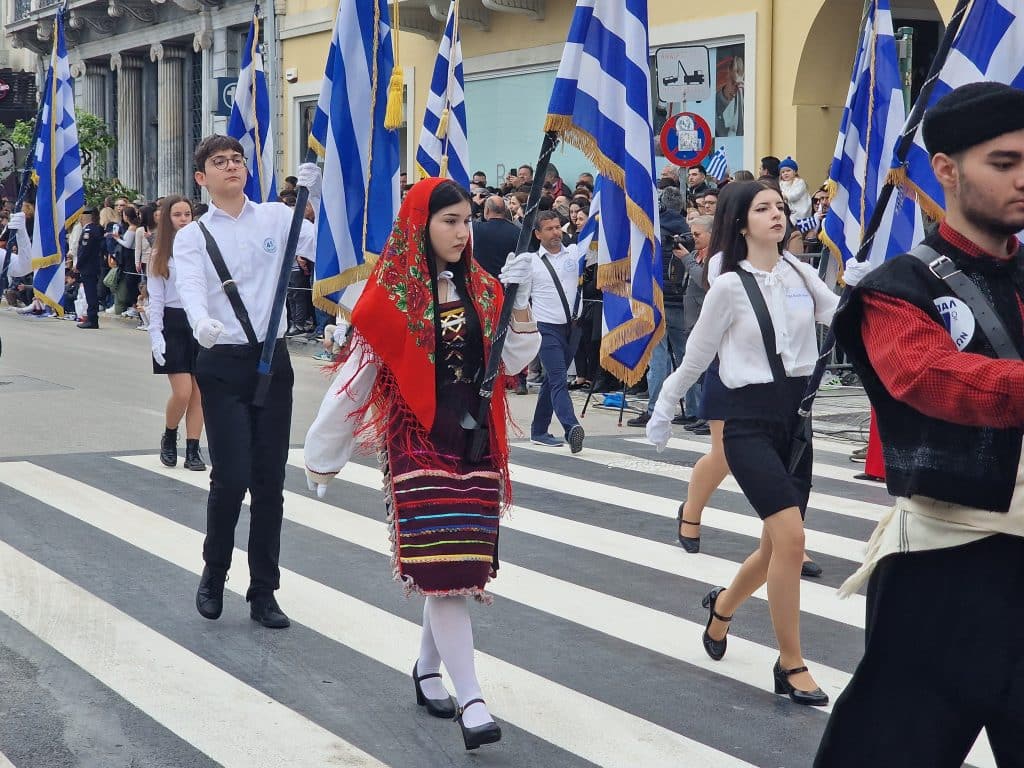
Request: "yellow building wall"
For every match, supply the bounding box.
[281,0,963,183]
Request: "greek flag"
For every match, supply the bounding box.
[575,176,601,255]
[704,146,729,182]
[309,0,400,316]
[415,1,469,190]
[900,0,1024,218]
[821,0,923,271]
[227,7,276,203]
[31,11,84,316]
[545,0,663,387]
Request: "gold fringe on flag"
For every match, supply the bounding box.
[885,165,944,222]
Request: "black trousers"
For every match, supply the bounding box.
[814,534,1024,768]
[80,269,99,323]
[195,340,294,600]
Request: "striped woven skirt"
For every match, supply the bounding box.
[383,383,501,600]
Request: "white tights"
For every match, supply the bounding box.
[417,595,493,728]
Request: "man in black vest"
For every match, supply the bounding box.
[816,82,1024,766]
[472,195,519,279]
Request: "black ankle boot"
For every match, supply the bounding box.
[183,439,206,471]
[160,428,178,467]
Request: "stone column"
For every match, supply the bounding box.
[151,43,186,197]
[81,61,107,123]
[110,52,144,192]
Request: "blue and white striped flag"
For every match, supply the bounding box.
[309,0,400,316]
[575,176,601,256]
[900,0,1024,218]
[227,7,276,203]
[821,0,923,272]
[546,0,663,387]
[31,11,83,316]
[415,1,469,190]
[704,146,729,182]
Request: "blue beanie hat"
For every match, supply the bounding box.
[779,156,798,172]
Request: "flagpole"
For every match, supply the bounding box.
[786,0,972,471]
[465,129,559,462]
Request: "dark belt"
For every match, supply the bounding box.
[201,338,286,358]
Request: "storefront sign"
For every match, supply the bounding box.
[659,112,712,167]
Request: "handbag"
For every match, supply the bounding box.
[102,266,120,290]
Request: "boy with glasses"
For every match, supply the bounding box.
[173,135,321,629]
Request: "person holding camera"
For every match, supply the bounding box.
[628,187,692,427]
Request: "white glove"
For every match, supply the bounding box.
[842,258,874,288]
[7,212,25,232]
[151,335,166,366]
[306,471,328,499]
[194,318,225,349]
[499,252,533,310]
[332,322,349,347]
[646,414,672,453]
[297,162,323,213]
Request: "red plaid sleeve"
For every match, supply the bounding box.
[860,291,1024,429]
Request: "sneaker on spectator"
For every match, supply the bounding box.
[672,414,697,426]
[136,323,149,331]
[312,349,335,362]
[105,306,118,315]
[626,413,650,427]
[531,433,564,447]
[123,308,139,319]
[820,373,843,389]
[690,422,711,436]
[684,419,708,432]
[567,424,585,454]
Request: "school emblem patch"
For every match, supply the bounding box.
[263,238,278,254]
[933,296,975,351]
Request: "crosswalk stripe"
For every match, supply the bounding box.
[0,461,757,768]
[507,455,869,563]
[0,536,386,768]
[518,442,889,522]
[116,454,855,710]
[622,437,885,488]
[0,753,16,768]
[287,452,868,629]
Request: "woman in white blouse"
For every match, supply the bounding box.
[647,181,838,706]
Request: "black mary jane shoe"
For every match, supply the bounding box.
[773,658,829,707]
[456,698,502,750]
[801,560,823,578]
[677,503,701,554]
[701,587,732,661]
[412,661,456,719]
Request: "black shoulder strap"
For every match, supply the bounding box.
[197,222,259,346]
[540,253,574,324]
[910,243,1021,361]
[735,268,788,383]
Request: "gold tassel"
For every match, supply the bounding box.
[384,66,404,130]
[435,107,450,139]
[439,156,449,177]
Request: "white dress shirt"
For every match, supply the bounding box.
[146,261,183,343]
[654,254,838,419]
[529,243,581,325]
[173,197,316,345]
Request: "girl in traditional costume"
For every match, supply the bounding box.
[304,178,538,750]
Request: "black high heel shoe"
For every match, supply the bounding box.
[701,587,732,661]
[773,658,829,706]
[412,661,456,719]
[456,698,502,750]
[677,503,701,553]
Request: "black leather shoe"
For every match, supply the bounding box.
[701,587,732,661]
[456,699,502,750]
[672,414,697,426]
[183,439,206,471]
[249,594,290,628]
[76,320,98,329]
[801,560,823,578]
[773,658,829,706]
[626,413,650,427]
[677,503,700,553]
[195,567,226,620]
[412,661,456,719]
[160,429,177,467]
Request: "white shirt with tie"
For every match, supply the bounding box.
[529,243,581,325]
[173,197,316,345]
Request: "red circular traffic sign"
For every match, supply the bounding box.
[659,111,713,168]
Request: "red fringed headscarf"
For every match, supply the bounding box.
[348,178,513,500]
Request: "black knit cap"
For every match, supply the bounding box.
[922,82,1024,156]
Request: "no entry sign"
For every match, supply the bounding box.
[659,112,713,168]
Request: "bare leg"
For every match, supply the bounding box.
[707,525,772,641]
[184,375,204,440]
[165,373,192,429]
[680,420,728,538]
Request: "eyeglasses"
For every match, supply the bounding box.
[208,154,247,170]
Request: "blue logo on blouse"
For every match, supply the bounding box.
[263,238,278,254]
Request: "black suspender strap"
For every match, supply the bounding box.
[735,268,788,383]
[909,244,1022,361]
[540,253,575,324]
[197,222,259,347]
